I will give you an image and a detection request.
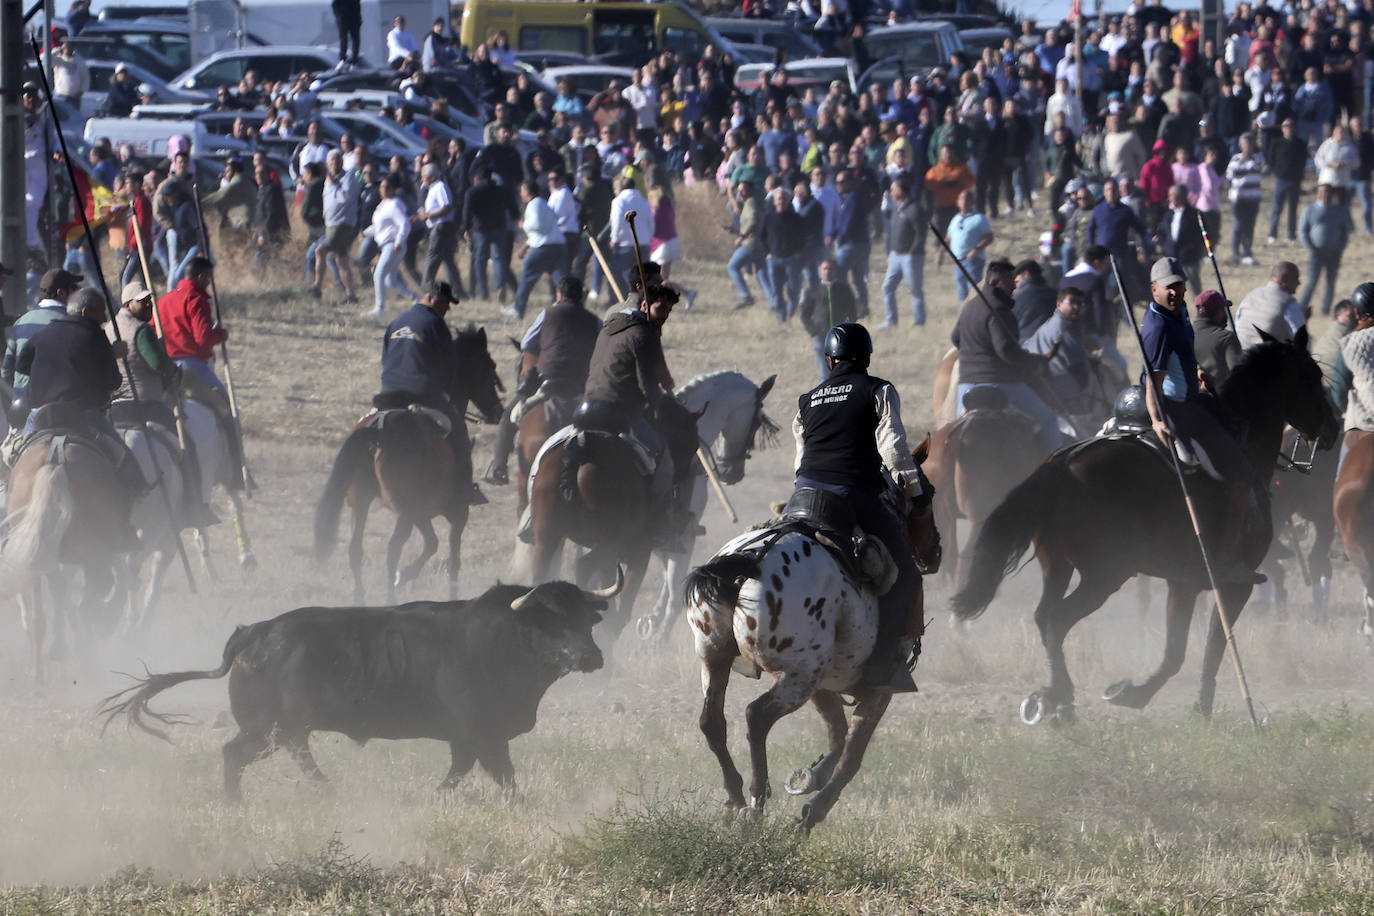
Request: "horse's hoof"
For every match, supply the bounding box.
[784,767,817,796]
[1050,702,1076,726]
[239,551,257,572]
[635,615,655,641]
[1102,679,1133,704]
[1019,691,1045,726]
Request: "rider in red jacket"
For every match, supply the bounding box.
[157,256,226,381]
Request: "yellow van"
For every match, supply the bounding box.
[458,0,736,65]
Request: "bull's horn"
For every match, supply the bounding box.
[591,566,625,599]
[510,588,536,611]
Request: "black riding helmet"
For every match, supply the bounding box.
[1353,281,1374,319]
[823,322,873,361]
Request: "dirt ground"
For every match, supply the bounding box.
[2,184,1374,912]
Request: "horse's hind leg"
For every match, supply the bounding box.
[444,506,467,600]
[1104,582,1201,710]
[385,517,414,600]
[1195,583,1253,718]
[348,493,372,604]
[786,690,848,796]
[745,671,818,810]
[698,656,746,809]
[799,690,892,831]
[397,518,439,589]
[1032,565,1125,723]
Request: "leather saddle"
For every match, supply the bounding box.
[10,403,132,478]
[747,487,897,596]
[1093,385,1224,481]
[948,387,1041,442]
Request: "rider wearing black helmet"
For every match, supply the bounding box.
[791,322,925,692]
[1330,283,1374,477]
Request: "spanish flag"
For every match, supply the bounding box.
[58,159,115,244]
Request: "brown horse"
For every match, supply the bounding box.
[1334,429,1374,634]
[314,325,504,602]
[952,329,1337,724]
[923,393,1049,588]
[3,433,133,681]
[1263,427,1338,620]
[526,398,700,638]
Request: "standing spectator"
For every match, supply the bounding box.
[386,16,419,68]
[1268,117,1307,243]
[831,169,871,318]
[607,174,651,295]
[1138,139,1174,225]
[798,258,857,378]
[511,180,565,319]
[647,180,688,304]
[252,160,288,272]
[547,169,579,274]
[300,161,326,293]
[103,63,139,117]
[1293,67,1333,151]
[360,174,417,318]
[414,162,462,292]
[1354,117,1374,237]
[49,40,89,107]
[1002,98,1035,215]
[974,96,1007,217]
[924,142,975,234]
[462,164,511,302]
[1102,111,1147,183]
[941,188,993,306]
[1195,147,1225,247]
[1299,181,1354,316]
[1153,183,1205,294]
[622,68,659,134]
[792,180,828,291]
[879,175,926,328]
[573,163,612,300]
[1314,123,1360,204]
[1086,178,1151,295]
[727,180,765,310]
[332,0,362,65]
[1225,133,1265,265]
[759,188,804,322]
[315,149,359,304]
[1044,126,1081,210]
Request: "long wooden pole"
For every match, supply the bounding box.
[585,229,623,301]
[1110,253,1259,729]
[130,210,188,452]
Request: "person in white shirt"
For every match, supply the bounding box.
[386,16,419,68]
[1099,19,1128,59]
[413,162,462,292]
[546,169,579,271]
[361,174,418,317]
[316,149,361,303]
[608,174,651,285]
[49,40,89,105]
[623,68,660,132]
[511,180,567,318]
[296,119,331,179]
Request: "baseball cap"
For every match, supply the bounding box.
[1150,257,1186,286]
[138,82,155,96]
[121,280,151,303]
[39,267,82,295]
[1152,138,1167,152]
[429,280,456,302]
[1194,289,1230,321]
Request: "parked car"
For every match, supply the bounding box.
[538,65,635,103]
[63,34,182,82]
[79,20,197,77]
[83,115,254,160]
[958,26,1016,60]
[84,60,202,118]
[705,16,821,60]
[862,21,965,73]
[170,46,353,96]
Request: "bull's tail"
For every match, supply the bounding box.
[951,458,1073,620]
[685,552,761,611]
[314,427,379,563]
[0,464,73,588]
[98,624,256,740]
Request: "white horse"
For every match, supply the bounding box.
[181,397,256,575]
[633,370,777,643]
[117,419,187,633]
[683,441,939,831]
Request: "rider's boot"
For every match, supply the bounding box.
[859,600,919,693]
[178,439,219,528]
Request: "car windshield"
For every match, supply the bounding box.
[864,31,943,69]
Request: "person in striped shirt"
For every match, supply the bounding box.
[1225,133,1265,266]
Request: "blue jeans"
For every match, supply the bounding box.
[797,243,828,291]
[373,241,418,313]
[1356,180,1373,234]
[175,356,226,396]
[305,234,326,286]
[1300,248,1344,315]
[1231,198,1259,259]
[882,251,926,325]
[794,475,917,651]
[954,252,985,306]
[811,336,828,379]
[727,246,766,302]
[609,246,641,299]
[514,243,567,318]
[834,242,870,316]
[957,381,1063,453]
[168,244,202,290]
[765,255,799,319]
[1269,177,1301,239]
[469,229,508,299]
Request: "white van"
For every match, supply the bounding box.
[82,116,252,160]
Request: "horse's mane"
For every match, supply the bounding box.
[1218,337,1292,414]
[677,369,749,399]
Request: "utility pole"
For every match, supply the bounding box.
[0,0,23,322]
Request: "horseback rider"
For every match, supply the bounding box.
[1141,256,1263,585]
[483,275,601,485]
[379,280,470,475]
[951,258,1066,453]
[157,255,246,488]
[792,322,925,692]
[581,282,693,548]
[109,280,218,528]
[1328,282,1374,476]
[13,286,146,496]
[2,268,83,401]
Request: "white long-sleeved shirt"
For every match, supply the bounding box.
[369,196,409,248]
[548,184,578,234]
[423,179,453,229]
[609,189,652,250]
[386,27,419,62]
[522,196,558,249]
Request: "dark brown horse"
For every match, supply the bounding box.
[1334,429,1374,635]
[952,329,1337,724]
[1263,427,1338,620]
[526,398,700,637]
[314,325,504,602]
[3,434,133,681]
[923,396,1048,588]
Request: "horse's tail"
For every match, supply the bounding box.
[951,457,1072,621]
[314,427,378,563]
[98,624,256,740]
[1,464,73,586]
[685,552,761,611]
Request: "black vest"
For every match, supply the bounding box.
[796,362,888,496]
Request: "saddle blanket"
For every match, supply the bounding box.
[355,404,452,437]
[1094,418,1224,481]
[527,424,655,498]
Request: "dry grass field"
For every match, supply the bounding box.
[3,184,1374,913]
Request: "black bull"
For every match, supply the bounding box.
[101,576,622,801]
